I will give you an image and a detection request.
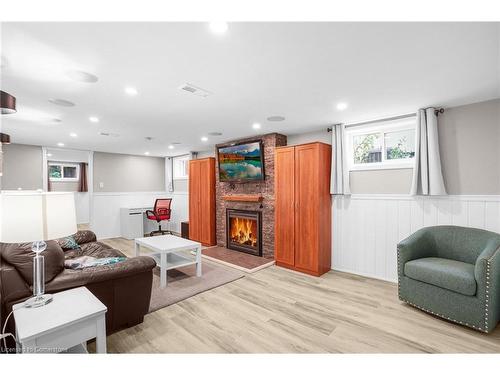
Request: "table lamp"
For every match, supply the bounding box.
[0,191,77,308]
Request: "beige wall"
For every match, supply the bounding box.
[286,98,500,195]
[1,143,43,190]
[349,169,413,194]
[439,98,500,195]
[93,152,165,192]
[50,181,79,192]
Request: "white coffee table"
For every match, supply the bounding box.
[135,235,202,288]
[13,287,107,354]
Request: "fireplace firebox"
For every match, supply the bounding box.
[226,209,262,256]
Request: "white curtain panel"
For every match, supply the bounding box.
[165,157,174,192]
[330,123,351,195]
[410,108,447,196]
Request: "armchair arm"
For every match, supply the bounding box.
[474,238,500,282]
[397,228,435,278]
[474,238,500,332]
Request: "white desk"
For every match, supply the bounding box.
[13,287,107,354]
[120,206,153,239]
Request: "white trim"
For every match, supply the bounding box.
[92,191,187,196]
[332,267,397,284]
[42,147,48,191]
[334,194,500,201]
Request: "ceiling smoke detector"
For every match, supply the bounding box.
[48,98,75,107]
[99,132,120,137]
[67,70,99,83]
[267,116,285,122]
[179,83,212,98]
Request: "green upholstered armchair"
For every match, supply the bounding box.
[398,225,500,333]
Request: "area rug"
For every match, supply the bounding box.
[202,246,275,273]
[148,260,244,313]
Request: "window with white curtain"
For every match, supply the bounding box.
[345,118,416,170]
[173,155,190,179]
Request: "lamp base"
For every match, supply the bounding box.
[24,294,53,308]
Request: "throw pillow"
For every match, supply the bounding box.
[57,236,81,251]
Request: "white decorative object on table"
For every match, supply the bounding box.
[134,235,202,288]
[13,287,107,353]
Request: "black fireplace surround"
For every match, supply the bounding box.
[226,209,262,257]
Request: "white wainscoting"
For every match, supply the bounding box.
[74,192,90,224]
[91,191,188,239]
[332,194,500,283]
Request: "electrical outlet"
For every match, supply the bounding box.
[99,182,104,188]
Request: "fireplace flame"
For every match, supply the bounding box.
[230,217,257,247]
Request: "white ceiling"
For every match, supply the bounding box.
[1,22,499,157]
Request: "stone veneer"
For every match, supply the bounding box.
[215,133,287,259]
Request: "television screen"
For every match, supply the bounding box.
[217,141,265,182]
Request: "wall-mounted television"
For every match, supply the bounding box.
[217,140,265,182]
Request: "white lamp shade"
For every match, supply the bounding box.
[0,191,77,243]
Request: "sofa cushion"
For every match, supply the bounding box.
[404,257,476,296]
[0,240,65,285]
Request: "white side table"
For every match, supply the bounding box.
[13,287,107,354]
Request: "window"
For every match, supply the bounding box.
[49,162,80,181]
[173,155,190,179]
[346,118,416,170]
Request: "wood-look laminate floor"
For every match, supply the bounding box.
[94,237,500,353]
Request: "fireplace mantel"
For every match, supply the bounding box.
[222,194,263,203]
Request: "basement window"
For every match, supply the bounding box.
[173,155,190,179]
[49,162,80,181]
[345,118,416,171]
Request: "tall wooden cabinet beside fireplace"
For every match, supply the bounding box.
[274,142,332,276]
[189,157,216,246]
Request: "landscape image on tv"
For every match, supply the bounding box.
[218,141,264,182]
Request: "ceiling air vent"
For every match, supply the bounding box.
[179,83,212,98]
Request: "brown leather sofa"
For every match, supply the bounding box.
[0,230,156,350]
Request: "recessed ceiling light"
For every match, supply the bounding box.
[201,136,208,142]
[208,132,222,136]
[57,142,65,147]
[67,70,98,83]
[89,116,99,123]
[47,153,53,157]
[336,102,348,111]
[125,87,138,96]
[144,151,150,156]
[209,22,228,34]
[69,132,77,137]
[267,116,285,122]
[48,98,75,107]
[252,123,261,130]
[168,145,174,150]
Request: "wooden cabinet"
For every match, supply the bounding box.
[275,142,331,276]
[189,157,216,246]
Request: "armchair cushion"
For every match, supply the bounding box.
[405,257,476,296]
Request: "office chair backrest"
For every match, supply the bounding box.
[154,198,172,220]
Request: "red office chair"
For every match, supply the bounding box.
[146,198,172,236]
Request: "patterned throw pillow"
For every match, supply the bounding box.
[58,236,81,251]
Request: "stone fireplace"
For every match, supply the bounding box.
[215,133,287,259]
[226,209,262,256]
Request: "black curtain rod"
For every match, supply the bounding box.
[327,107,444,132]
